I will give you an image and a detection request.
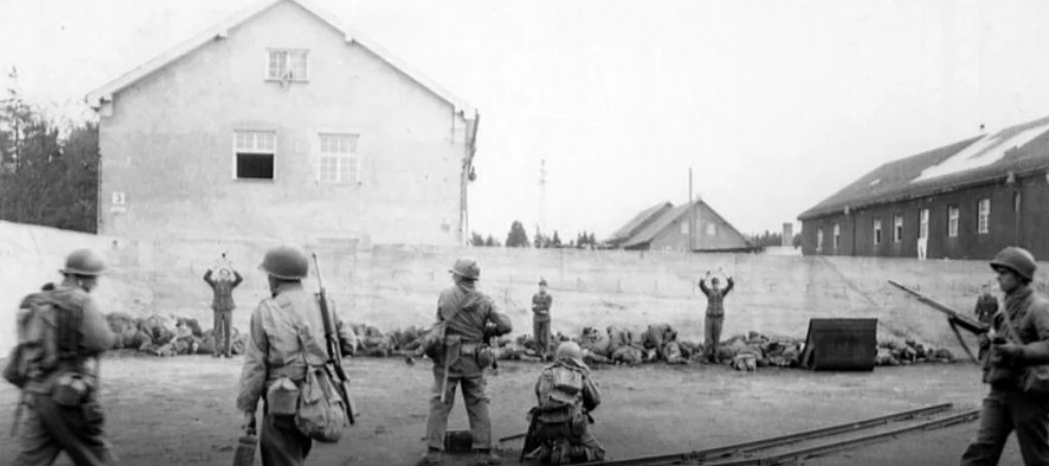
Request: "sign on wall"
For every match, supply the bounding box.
[110,191,128,214]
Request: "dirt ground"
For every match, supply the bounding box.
[0,354,1026,466]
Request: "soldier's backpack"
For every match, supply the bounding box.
[3,291,82,389]
[288,319,350,443]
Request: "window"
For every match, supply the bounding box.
[817,228,824,251]
[894,214,903,243]
[233,130,276,180]
[948,206,959,237]
[706,223,716,236]
[833,223,840,250]
[919,208,929,239]
[679,220,688,235]
[267,49,308,81]
[318,133,360,184]
[977,198,990,234]
[873,219,882,245]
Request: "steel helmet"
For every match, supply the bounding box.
[259,245,309,280]
[59,249,105,276]
[990,246,1037,281]
[555,341,584,364]
[448,258,480,280]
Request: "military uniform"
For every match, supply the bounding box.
[9,249,118,466]
[974,291,1000,362]
[203,268,244,358]
[420,258,512,466]
[699,276,734,363]
[533,280,554,357]
[961,247,1049,466]
[528,342,605,464]
[237,246,357,466]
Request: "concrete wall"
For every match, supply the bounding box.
[98,0,469,247]
[2,220,1030,358]
[802,171,1049,260]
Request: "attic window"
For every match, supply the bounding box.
[267,49,308,81]
[868,178,882,187]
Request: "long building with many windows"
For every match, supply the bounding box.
[797,115,1049,260]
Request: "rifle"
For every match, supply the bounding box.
[887,280,990,364]
[311,253,357,425]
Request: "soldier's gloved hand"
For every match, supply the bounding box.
[241,411,257,435]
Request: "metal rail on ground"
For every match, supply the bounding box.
[583,402,956,466]
[700,408,981,466]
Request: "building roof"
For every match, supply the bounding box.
[798,115,1049,220]
[619,199,753,250]
[605,201,672,244]
[83,0,477,119]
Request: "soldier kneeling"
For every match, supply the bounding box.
[525,342,606,464]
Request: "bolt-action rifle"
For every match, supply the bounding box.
[312,253,357,425]
[887,280,990,364]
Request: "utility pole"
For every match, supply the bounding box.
[688,167,694,253]
[539,159,547,235]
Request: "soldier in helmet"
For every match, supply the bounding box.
[418,258,513,466]
[525,341,605,464]
[961,247,1049,466]
[236,245,357,466]
[8,249,118,465]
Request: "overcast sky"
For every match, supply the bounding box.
[3,0,1049,241]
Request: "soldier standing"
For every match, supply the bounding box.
[236,246,357,466]
[960,247,1049,466]
[8,249,118,465]
[418,258,513,466]
[203,255,244,358]
[532,278,554,360]
[699,269,734,363]
[974,283,999,362]
[525,341,605,464]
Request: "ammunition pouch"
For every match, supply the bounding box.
[50,371,94,407]
[266,376,300,416]
[475,346,496,368]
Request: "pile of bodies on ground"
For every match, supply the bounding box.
[103,312,957,370]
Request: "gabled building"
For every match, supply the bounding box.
[84,0,479,247]
[797,115,1049,260]
[607,199,754,252]
[603,201,672,249]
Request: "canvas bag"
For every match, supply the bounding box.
[3,292,72,389]
[999,296,1049,397]
[288,311,350,443]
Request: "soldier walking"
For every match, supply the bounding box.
[236,246,357,466]
[699,269,734,363]
[203,254,244,358]
[525,341,605,464]
[960,247,1049,466]
[7,249,118,465]
[532,278,554,360]
[974,283,999,362]
[418,258,513,466]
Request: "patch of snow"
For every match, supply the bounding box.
[913,122,1049,183]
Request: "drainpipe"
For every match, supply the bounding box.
[462,110,480,246]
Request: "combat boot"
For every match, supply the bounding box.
[417,447,442,465]
[473,448,501,465]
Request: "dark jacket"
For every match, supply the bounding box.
[699,278,735,317]
[983,286,1049,388]
[204,269,243,311]
[437,282,513,343]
